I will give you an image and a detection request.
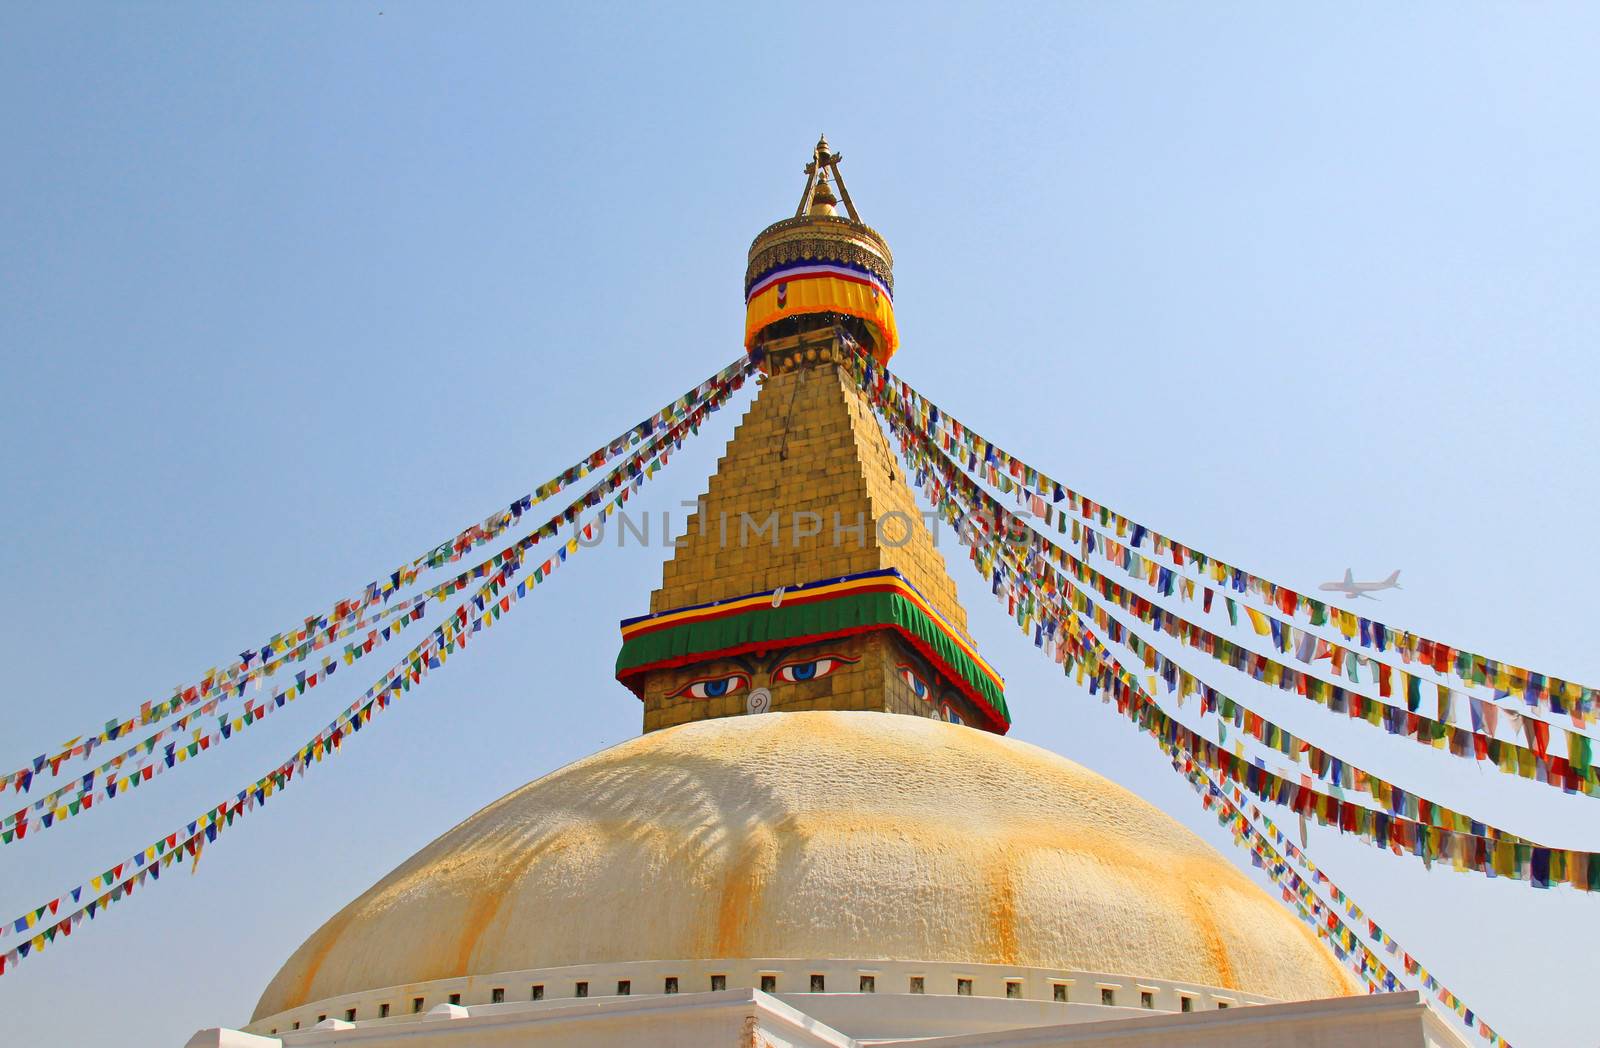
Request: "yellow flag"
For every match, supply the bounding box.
[1244,606,1271,636]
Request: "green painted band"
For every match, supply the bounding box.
[616,589,1010,727]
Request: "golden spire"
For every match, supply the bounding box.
[746,137,899,363]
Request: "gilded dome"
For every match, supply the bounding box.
[254,711,1357,1020]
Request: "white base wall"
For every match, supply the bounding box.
[193,987,1472,1048]
[244,957,1276,1037]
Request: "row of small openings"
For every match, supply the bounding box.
[1092,985,1218,1011]
[986,981,1219,1011]
[269,975,1231,1031]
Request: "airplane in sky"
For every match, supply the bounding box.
[1319,568,1401,600]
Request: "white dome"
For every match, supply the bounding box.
[255,711,1357,1020]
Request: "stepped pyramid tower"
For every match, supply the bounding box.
[205,140,1463,1048]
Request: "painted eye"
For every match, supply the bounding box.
[670,673,750,699]
[896,665,930,701]
[773,654,857,683]
[941,703,964,725]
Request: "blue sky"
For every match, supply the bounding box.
[2,4,1596,1045]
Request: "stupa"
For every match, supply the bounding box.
[188,139,1467,1048]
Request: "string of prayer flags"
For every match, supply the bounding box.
[1149,619,1509,1045]
[1187,770,1511,1046]
[1046,529,1590,889]
[1,366,750,846]
[1070,597,1594,891]
[1183,765,1400,995]
[877,385,1594,888]
[1225,786,1511,1046]
[869,352,1593,765]
[854,353,1595,726]
[3,559,493,843]
[863,369,1600,801]
[860,356,1511,1035]
[922,450,1593,891]
[1046,481,1588,750]
[0,380,713,970]
[1,561,514,974]
[935,461,1511,1042]
[1199,780,1386,995]
[923,463,1564,840]
[0,354,752,800]
[408,354,751,574]
[0,595,435,843]
[974,509,1550,849]
[880,381,1597,799]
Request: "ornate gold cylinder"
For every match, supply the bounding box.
[744,213,898,365]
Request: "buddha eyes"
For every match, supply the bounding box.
[670,673,750,699]
[773,654,857,683]
[896,664,930,701]
[670,654,857,697]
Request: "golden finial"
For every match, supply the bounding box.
[796,133,859,222]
